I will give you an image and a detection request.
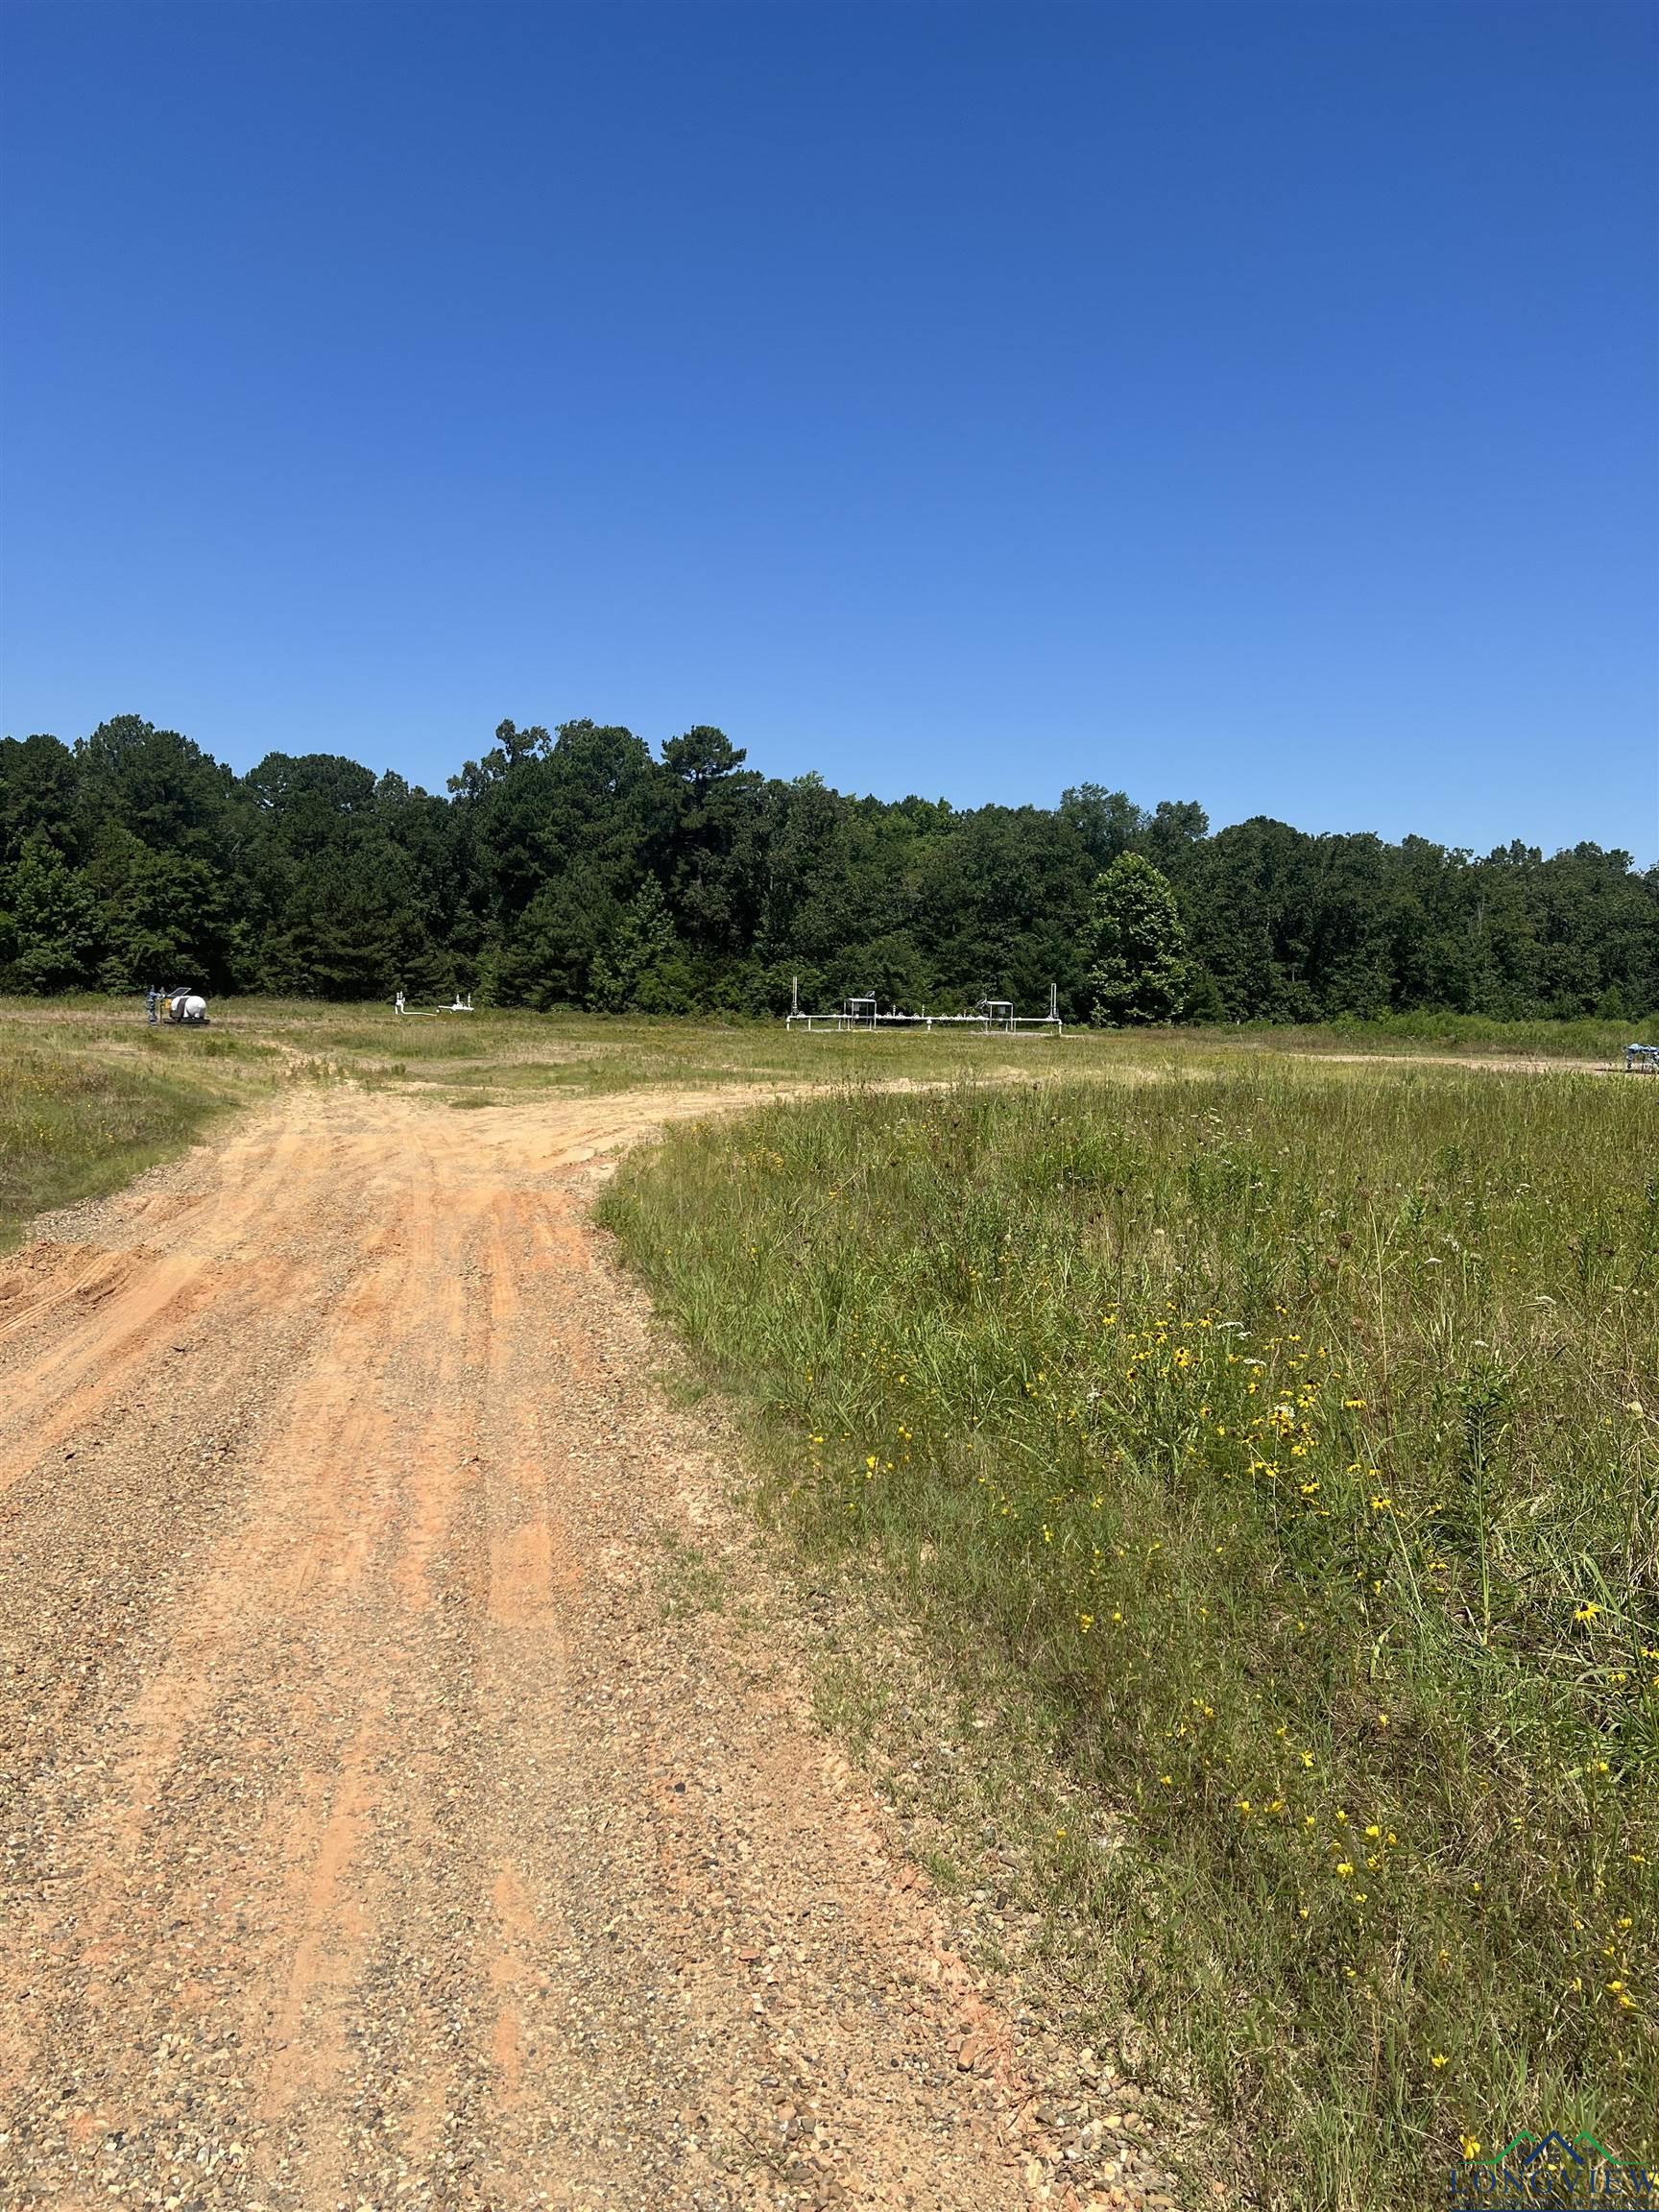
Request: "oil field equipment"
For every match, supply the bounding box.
[785,982,1063,1036]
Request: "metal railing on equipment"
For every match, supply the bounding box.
[784,988,1064,1036]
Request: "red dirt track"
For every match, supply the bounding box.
[0,1089,1175,2212]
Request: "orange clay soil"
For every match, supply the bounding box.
[0,1085,1185,2212]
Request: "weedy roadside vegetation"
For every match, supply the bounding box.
[0,990,1633,1239]
[1201,1011,1645,1061]
[0,1035,242,1247]
[602,1063,1659,2209]
[0,994,1087,1243]
[0,1001,296,1244]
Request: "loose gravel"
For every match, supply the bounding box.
[0,1087,1187,2211]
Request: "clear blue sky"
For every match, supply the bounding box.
[3,1,1654,857]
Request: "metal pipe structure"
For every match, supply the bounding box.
[784,992,1064,1036]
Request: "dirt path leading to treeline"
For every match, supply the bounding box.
[0,1086,1184,2212]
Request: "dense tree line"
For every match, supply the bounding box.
[1,713,1654,1021]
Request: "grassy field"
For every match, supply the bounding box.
[0,994,1100,1242]
[4,993,1636,1251]
[0,1035,245,1249]
[3,993,1655,2191]
[601,1060,1659,2207]
[1205,1011,1648,1061]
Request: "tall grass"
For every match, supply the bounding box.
[1210,1011,1648,1060]
[0,1041,230,1246]
[602,1064,1659,2206]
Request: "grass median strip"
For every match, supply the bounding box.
[601,1061,1659,2209]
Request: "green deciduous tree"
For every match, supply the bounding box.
[1086,854,1191,1025]
[4,832,99,992]
[1,709,1653,1024]
[589,877,690,1013]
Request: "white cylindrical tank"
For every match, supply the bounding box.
[181,995,208,1022]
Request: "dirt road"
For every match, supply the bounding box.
[0,1087,1176,2212]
